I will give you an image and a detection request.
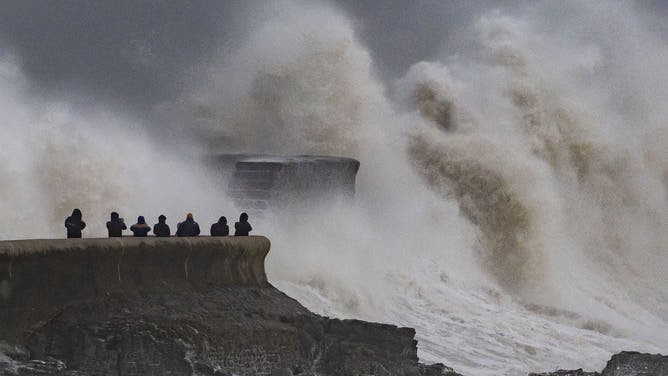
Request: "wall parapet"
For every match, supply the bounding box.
[0,236,270,342]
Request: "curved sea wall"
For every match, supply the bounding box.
[0,237,269,343]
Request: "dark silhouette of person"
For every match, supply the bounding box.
[210,216,229,236]
[153,215,171,237]
[130,216,151,237]
[234,212,252,236]
[106,211,127,237]
[64,208,86,238]
[176,213,200,237]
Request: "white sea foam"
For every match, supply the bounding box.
[1,1,667,375]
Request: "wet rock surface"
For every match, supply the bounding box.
[530,352,668,376]
[417,363,464,376]
[0,343,66,376]
[600,352,668,376]
[529,369,600,376]
[1,285,424,375]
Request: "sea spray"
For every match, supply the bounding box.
[0,1,667,375]
[0,56,233,239]
[193,2,668,373]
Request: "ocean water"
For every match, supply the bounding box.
[1,1,667,375]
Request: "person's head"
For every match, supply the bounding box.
[239,212,248,222]
[218,216,227,225]
[111,212,119,220]
[72,208,82,218]
[186,213,193,220]
[137,216,145,224]
[158,215,166,223]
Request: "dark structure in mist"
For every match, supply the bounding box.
[213,155,360,216]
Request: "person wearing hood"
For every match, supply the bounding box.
[65,208,86,238]
[130,216,151,237]
[106,211,127,237]
[234,212,252,236]
[210,216,229,236]
[176,213,200,237]
[153,215,171,237]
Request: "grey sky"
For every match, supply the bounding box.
[0,1,482,110]
[0,1,246,110]
[0,1,664,115]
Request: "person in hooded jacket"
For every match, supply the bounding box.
[176,213,200,237]
[65,208,86,238]
[210,216,229,236]
[130,216,151,237]
[234,212,252,236]
[153,215,170,237]
[106,211,127,237]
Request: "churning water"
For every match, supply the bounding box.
[1,1,667,375]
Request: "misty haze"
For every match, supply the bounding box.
[0,1,667,375]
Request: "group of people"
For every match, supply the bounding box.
[64,209,253,239]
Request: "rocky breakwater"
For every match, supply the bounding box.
[529,352,668,376]
[0,237,448,376]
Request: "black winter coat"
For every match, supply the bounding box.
[176,219,200,237]
[106,219,127,237]
[153,223,170,237]
[210,223,229,236]
[234,221,252,236]
[65,216,86,238]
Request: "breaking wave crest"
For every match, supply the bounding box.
[407,131,543,291]
[1,2,668,375]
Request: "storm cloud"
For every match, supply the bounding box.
[0,1,489,113]
[0,1,246,110]
[0,0,665,117]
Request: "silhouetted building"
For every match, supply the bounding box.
[153,215,171,237]
[106,212,127,237]
[210,216,229,236]
[65,209,86,239]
